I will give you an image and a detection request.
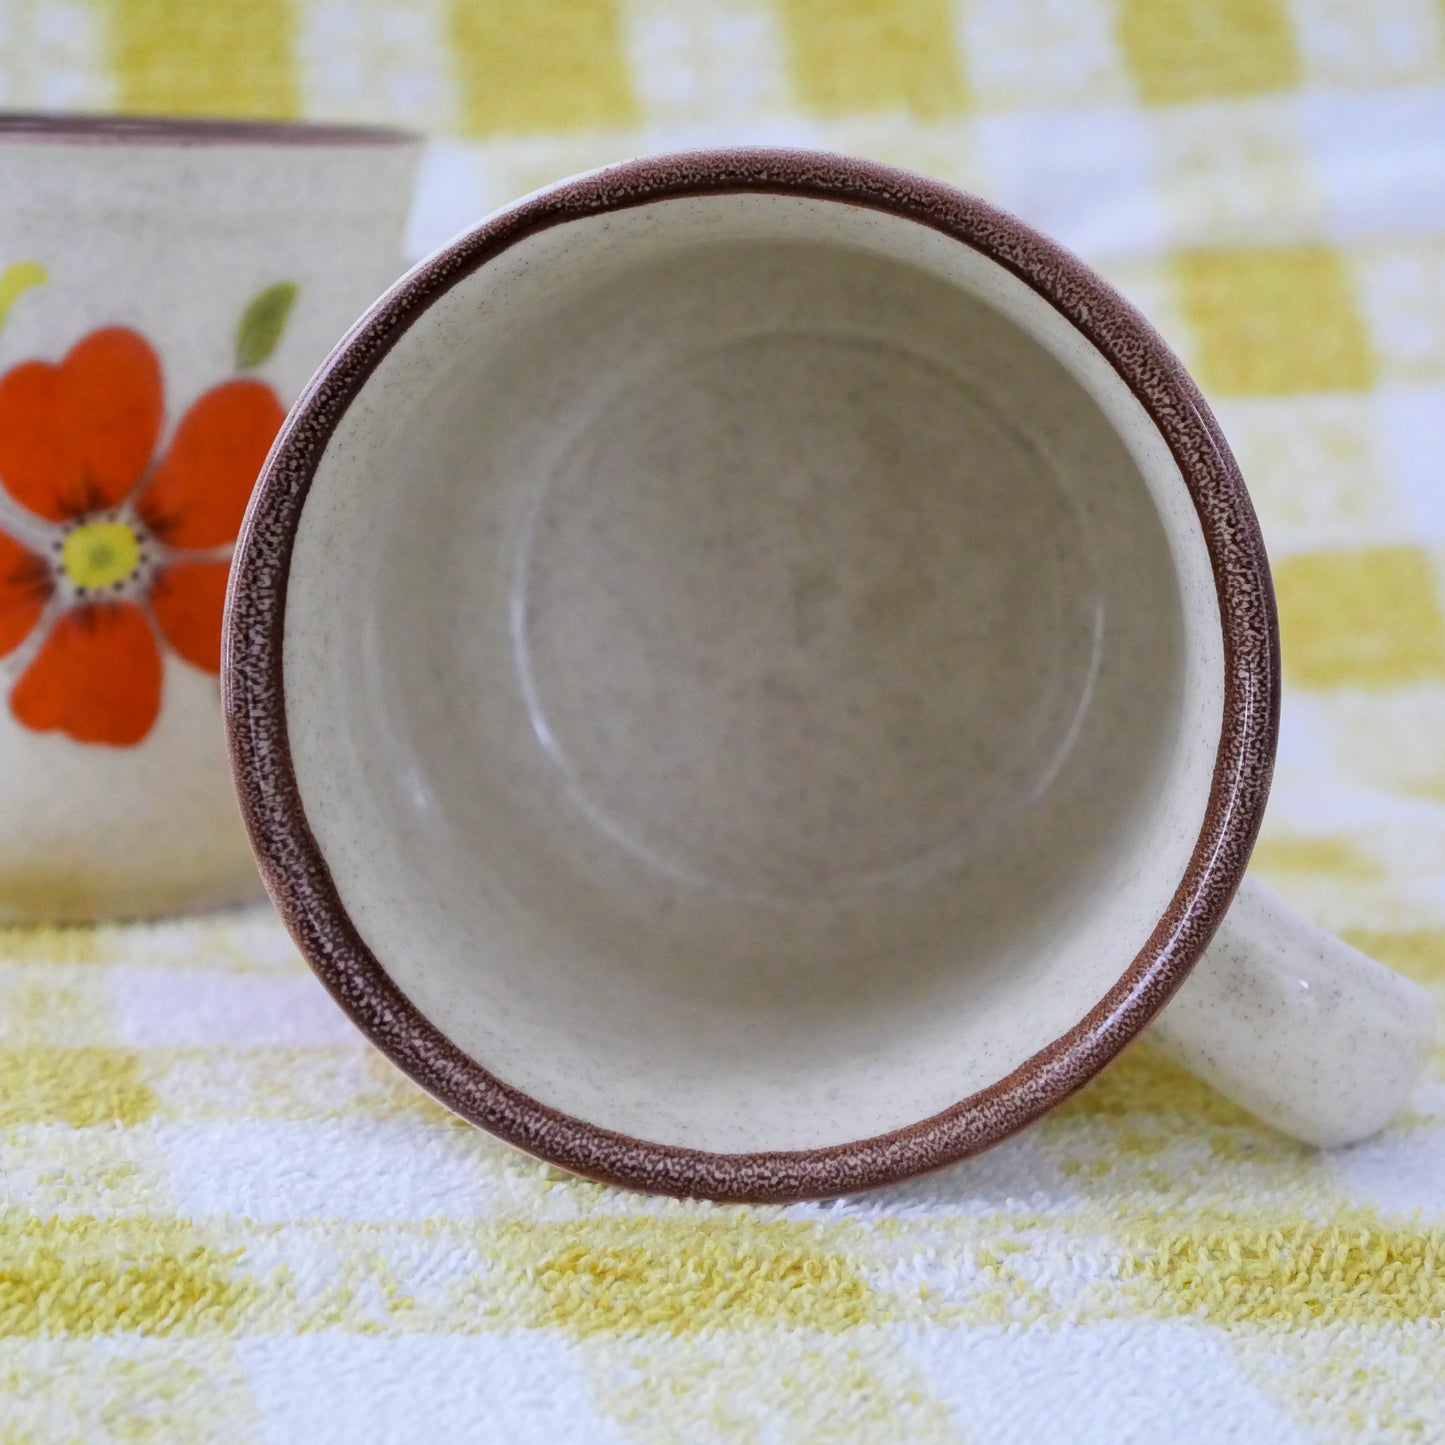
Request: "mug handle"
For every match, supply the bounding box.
[1147,876,1436,1146]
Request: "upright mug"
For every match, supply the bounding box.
[0,116,421,922]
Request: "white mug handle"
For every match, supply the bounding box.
[1148,876,1436,1146]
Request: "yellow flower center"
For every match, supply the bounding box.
[60,520,141,591]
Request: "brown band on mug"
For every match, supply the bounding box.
[0,113,420,147]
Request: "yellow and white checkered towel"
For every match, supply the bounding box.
[2,2,1444,1440]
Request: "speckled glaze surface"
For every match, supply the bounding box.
[222,149,1424,1202]
[0,115,421,923]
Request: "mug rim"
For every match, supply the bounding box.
[0,112,421,148]
[223,147,1280,1203]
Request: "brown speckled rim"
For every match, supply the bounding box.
[223,148,1280,1204]
[0,112,419,147]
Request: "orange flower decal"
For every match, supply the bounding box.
[0,326,285,746]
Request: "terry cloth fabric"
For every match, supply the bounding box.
[2,2,1444,1441]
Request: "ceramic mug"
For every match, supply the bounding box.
[225,150,1435,1202]
[0,115,421,923]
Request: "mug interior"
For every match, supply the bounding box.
[272,184,1227,1157]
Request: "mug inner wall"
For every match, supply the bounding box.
[281,192,1225,1153]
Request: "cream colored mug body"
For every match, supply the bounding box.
[227,151,1432,1200]
[0,116,420,922]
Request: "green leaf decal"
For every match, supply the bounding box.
[235,281,298,369]
[0,262,46,335]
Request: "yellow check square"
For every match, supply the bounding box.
[449,0,639,134]
[1118,0,1301,105]
[780,0,967,117]
[1175,246,1377,396]
[1275,545,1445,688]
[105,0,300,118]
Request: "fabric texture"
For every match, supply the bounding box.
[2,1,1444,1440]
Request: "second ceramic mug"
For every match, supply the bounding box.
[226,150,1435,1201]
[0,116,420,922]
